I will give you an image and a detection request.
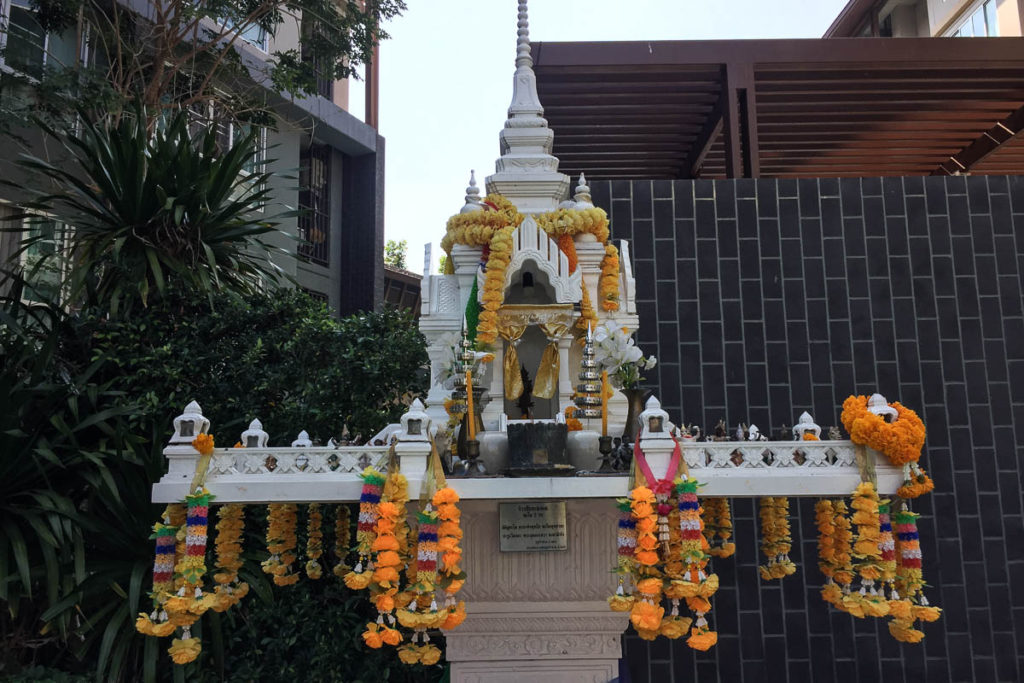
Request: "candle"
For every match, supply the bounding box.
[465,370,476,441]
[601,370,609,437]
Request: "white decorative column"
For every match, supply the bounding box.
[446,498,629,683]
[557,333,574,414]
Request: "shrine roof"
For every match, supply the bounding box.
[530,37,1024,179]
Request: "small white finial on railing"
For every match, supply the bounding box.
[398,399,431,442]
[241,418,269,448]
[292,430,313,448]
[867,393,899,422]
[460,170,482,214]
[573,173,593,209]
[639,396,671,440]
[793,411,821,439]
[170,400,210,444]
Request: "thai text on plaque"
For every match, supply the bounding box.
[498,501,568,552]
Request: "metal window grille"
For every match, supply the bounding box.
[301,21,334,100]
[298,143,331,266]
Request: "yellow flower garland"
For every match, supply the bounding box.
[212,504,249,611]
[333,504,352,578]
[758,497,796,580]
[599,244,620,312]
[443,194,622,346]
[844,482,889,618]
[702,498,735,559]
[262,503,299,586]
[305,503,324,579]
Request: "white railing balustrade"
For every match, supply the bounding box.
[152,397,901,503]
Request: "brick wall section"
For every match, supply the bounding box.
[589,176,1024,683]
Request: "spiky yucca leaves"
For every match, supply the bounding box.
[13,106,293,316]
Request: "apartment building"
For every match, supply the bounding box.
[0,0,384,315]
[827,0,1023,37]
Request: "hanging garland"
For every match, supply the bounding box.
[841,396,926,466]
[888,509,942,642]
[333,504,352,578]
[844,482,889,618]
[443,194,622,347]
[676,477,718,651]
[306,504,324,579]
[599,244,620,312]
[608,498,637,613]
[758,497,796,580]
[702,498,735,559]
[345,467,385,590]
[212,504,248,611]
[262,504,299,586]
[135,510,180,638]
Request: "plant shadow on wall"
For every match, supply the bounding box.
[0,109,430,681]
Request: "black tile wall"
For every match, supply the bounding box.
[590,176,1024,683]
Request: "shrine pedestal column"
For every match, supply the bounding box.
[446,498,629,683]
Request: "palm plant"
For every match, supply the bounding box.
[12,107,293,315]
[0,276,135,673]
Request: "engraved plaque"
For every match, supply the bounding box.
[498,501,568,552]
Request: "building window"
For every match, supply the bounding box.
[951,0,999,37]
[19,215,65,303]
[301,21,333,100]
[220,17,268,52]
[1,0,48,77]
[187,101,266,173]
[298,143,331,266]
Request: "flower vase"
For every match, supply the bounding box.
[620,388,652,444]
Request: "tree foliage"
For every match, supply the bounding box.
[1,0,405,131]
[384,238,408,270]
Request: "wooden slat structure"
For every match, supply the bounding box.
[531,37,1024,179]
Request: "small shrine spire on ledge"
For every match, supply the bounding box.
[461,170,482,214]
[486,0,570,215]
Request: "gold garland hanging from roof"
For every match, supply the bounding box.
[442,194,621,346]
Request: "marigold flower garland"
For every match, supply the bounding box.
[702,498,735,559]
[842,395,934,500]
[333,504,352,577]
[305,503,324,579]
[262,504,299,586]
[443,194,621,346]
[675,478,718,651]
[211,504,248,611]
[599,244,620,312]
[843,482,890,618]
[759,497,796,580]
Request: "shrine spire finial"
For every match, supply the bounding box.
[485,0,570,214]
[516,0,533,69]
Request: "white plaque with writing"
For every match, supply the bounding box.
[498,501,568,552]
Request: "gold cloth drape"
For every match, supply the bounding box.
[533,321,570,400]
[498,320,527,400]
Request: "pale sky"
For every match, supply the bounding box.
[374,0,849,273]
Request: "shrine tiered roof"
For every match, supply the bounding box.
[530,37,1024,179]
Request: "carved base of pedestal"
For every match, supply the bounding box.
[447,601,628,683]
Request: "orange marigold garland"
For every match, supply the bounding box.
[433,486,466,617]
[627,486,662,639]
[759,497,796,580]
[363,498,403,648]
[841,395,927,468]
